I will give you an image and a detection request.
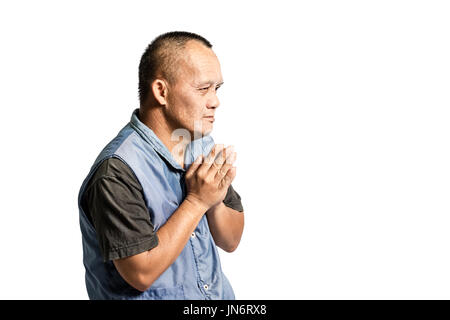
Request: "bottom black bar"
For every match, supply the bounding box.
[0,300,448,318]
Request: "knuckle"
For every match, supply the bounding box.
[196,168,206,177]
[199,174,207,183]
[216,156,225,165]
[205,175,214,184]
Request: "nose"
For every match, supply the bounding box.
[206,92,220,109]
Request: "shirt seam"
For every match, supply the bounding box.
[103,236,159,262]
[106,236,158,252]
[84,173,141,195]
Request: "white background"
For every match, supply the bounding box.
[0,0,449,299]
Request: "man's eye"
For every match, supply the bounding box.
[199,87,209,91]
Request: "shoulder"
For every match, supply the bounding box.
[86,157,141,192]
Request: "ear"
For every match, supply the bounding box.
[151,79,169,106]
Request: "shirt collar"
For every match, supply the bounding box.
[129,108,184,171]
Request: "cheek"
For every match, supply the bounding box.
[184,96,206,118]
[172,91,206,123]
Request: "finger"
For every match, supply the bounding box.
[220,145,234,165]
[185,155,203,178]
[203,144,225,170]
[214,148,227,166]
[209,145,234,174]
[214,151,236,180]
[225,148,236,163]
[219,166,236,189]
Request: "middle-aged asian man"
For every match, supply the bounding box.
[78,31,244,300]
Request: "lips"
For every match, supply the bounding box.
[203,116,215,122]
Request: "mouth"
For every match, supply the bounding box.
[203,116,215,123]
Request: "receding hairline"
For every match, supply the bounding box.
[154,39,215,84]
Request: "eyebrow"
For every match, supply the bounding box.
[197,81,224,87]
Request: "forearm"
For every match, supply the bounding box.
[113,196,208,291]
[148,197,208,272]
[206,202,244,252]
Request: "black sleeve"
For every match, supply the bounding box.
[81,158,159,262]
[223,184,244,212]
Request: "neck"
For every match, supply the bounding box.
[138,107,190,168]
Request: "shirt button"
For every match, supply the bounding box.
[203,284,209,290]
[191,232,196,238]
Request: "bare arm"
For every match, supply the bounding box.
[113,145,236,292]
[206,202,244,252]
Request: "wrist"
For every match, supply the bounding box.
[205,201,225,215]
[185,194,210,213]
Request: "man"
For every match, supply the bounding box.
[78,31,244,300]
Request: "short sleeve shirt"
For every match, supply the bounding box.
[81,157,243,262]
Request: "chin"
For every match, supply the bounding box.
[188,118,213,140]
[203,123,214,135]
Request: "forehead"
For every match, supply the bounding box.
[178,41,223,85]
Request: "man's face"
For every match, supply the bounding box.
[165,41,224,138]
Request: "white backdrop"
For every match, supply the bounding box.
[0,0,449,299]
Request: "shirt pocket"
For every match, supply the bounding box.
[143,284,185,300]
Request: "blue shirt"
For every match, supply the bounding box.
[78,109,235,300]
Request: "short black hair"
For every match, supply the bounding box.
[138,31,212,106]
